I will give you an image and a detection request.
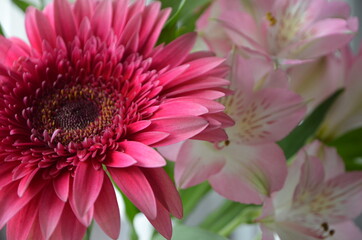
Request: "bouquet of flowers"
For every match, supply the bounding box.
[0,0,361,239]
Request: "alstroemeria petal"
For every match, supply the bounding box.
[231,88,306,144]
[175,140,226,188]
[284,18,358,59]
[209,143,287,204]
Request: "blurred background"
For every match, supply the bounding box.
[0,0,361,239]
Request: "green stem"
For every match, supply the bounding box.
[83,221,94,240]
[218,207,261,237]
[200,201,261,237]
[130,224,138,240]
[179,182,211,218]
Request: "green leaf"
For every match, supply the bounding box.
[11,0,36,12]
[200,200,260,236]
[163,160,175,179]
[278,89,344,159]
[153,225,228,240]
[0,24,4,36]
[328,127,362,171]
[158,0,211,44]
[179,182,211,218]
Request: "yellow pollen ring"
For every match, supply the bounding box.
[266,12,277,26]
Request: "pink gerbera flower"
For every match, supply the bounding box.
[0,0,231,239]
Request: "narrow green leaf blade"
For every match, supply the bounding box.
[200,200,259,236]
[11,0,36,12]
[153,225,228,240]
[278,89,344,159]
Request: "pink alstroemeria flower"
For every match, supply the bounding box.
[288,52,345,113]
[0,0,232,239]
[170,52,306,204]
[197,0,358,62]
[258,141,362,240]
[318,46,362,141]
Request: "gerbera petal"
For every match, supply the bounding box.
[0,37,29,67]
[73,0,94,24]
[94,176,121,240]
[0,162,17,189]
[109,166,157,219]
[0,180,46,229]
[72,162,104,217]
[129,131,170,146]
[119,13,142,47]
[17,168,39,197]
[157,65,190,86]
[152,101,209,119]
[149,117,209,146]
[39,186,65,239]
[152,33,197,68]
[146,200,172,240]
[53,0,77,43]
[49,204,87,240]
[105,151,137,168]
[27,218,45,240]
[34,9,56,47]
[142,168,183,219]
[91,0,112,39]
[165,57,225,88]
[118,141,166,168]
[52,172,70,202]
[112,0,129,35]
[139,2,161,47]
[25,8,43,53]
[6,197,39,240]
[142,8,171,55]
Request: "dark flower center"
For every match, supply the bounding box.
[33,85,118,144]
[54,99,99,130]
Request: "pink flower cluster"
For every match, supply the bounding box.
[165,0,362,239]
